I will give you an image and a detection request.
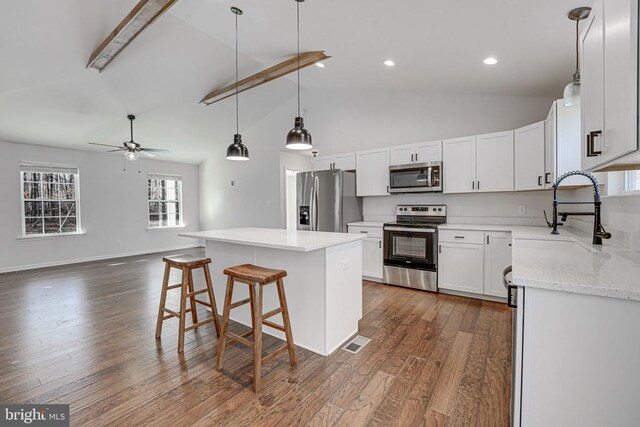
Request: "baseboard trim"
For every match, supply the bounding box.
[439,288,507,303]
[0,244,203,274]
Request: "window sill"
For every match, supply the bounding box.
[602,190,640,199]
[16,231,86,241]
[146,225,186,231]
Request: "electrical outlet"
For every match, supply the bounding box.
[454,206,462,214]
[518,205,526,215]
[341,259,350,271]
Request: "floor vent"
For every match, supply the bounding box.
[342,335,371,354]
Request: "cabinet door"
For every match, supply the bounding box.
[602,0,639,164]
[443,136,476,194]
[556,101,585,186]
[476,131,514,192]
[362,238,383,279]
[415,141,443,163]
[334,153,356,170]
[438,242,484,294]
[389,144,417,166]
[515,122,546,191]
[313,156,334,171]
[581,0,605,170]
[544,102,557,188]
[356,148,390,196]
[483,232,511,298]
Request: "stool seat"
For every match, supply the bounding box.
[223,264,287,285]
[162,255,211,268]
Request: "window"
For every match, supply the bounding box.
[624,171,640,192]
[20,163,80,236]
[148,173,183,228]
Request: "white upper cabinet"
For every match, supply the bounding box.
[356,148,390,196]
[389,141,442,166]
[475,131,515,192]
[515,121,546,191]
[313,156,334,171]
[443,136,477,193]
[334,153,356,170]
[313,153,356,171]
[545,102,557,188]
[581,0,639,171]
[553,100,586,187]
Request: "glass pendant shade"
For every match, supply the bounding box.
[286,116,313,150]
[226,134,249,161]
[124,151,139,161]
[563,80,580,107]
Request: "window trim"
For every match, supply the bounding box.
[147,173,183,229]
[19,163,82,238]
[623,170,640,193]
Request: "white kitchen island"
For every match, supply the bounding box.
[179,227,366,356]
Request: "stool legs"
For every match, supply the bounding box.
[155,263,171,338]
[187,269,198,324]
[252,285,263,392]
[216,276,235,370]
[178,267,189,353]
[203,264,221,337]
[276,278,297,367]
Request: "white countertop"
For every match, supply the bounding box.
[439,223,640,302]
[347,221,384,228]
[179,227,366,252]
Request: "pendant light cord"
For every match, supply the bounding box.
[575,18,580,74]
[130,117,134,141]
[297,0,301,117]
[235,11,240,135]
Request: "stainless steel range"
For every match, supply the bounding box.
[383,204,446,292]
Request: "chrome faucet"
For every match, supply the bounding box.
[544,170,612,245]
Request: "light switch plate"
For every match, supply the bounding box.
[518,205,526,215]
[454,206,462,214]
[341,259,350,270]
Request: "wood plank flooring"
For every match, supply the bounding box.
[0,248,511,426]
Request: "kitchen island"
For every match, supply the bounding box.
[179,228,366,356]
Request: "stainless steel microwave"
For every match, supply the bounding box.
[389,161,442,193]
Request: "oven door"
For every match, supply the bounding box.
[383,226,437,270]
[389,162,442,193]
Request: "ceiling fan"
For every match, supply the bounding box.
[89,115,169,161]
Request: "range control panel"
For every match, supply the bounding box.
[395,205,446,217]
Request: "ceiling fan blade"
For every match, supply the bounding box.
[140,148,170,153]
[89,142,124,148]
[141,151,157,158]
[107,149,126,152]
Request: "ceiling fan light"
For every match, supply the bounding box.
[124,151,139,161]
[226,134,249,161]
[286,117,313,150]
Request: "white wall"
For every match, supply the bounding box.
[199,87,556,229]
[0,141,200,272]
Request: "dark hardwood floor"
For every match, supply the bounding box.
[0,248,511,426]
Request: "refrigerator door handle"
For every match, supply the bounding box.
[312,175,319,231]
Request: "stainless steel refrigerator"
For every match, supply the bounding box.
[296,170,363,232]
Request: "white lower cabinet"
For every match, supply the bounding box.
[438,241,485,294]
[438,229,512,300]
[348,224,383,280]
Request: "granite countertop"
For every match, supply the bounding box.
[439,223,640,302]
[179,227,366,252]
[347,221,385,228]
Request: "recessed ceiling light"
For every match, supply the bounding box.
[383,59,395,67]
[315,62,325,68]
[483,57,498,65]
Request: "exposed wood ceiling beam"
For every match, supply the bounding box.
[201,51,331,105]
[87,0,180,72]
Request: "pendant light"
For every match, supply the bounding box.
[563,7,591,107]
[226,7,249,161]
[286,0,312,150]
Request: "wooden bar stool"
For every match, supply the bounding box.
[216,264,297,392]
[155,255,221,353]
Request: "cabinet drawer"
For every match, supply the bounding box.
[439,229,484,244]
[348,225,383,239]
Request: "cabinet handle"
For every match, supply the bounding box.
[487,235,490,244]
[387,185,389,193]
[472,181,475,190]
[439,244,442,253]
[477,181,480,190]
[545,172,552,184]
[360,230,368,234]
[415,152,418,162]
[538,176,542,186]
[454,236,465,239]
[411,154,414,162]
[587,130,603,157]
[379,241,382,249]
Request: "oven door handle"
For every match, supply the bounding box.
[384,227,436,233]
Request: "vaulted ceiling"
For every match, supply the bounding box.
[0,0,589,163]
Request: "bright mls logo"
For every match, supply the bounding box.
[1,405,69,427]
